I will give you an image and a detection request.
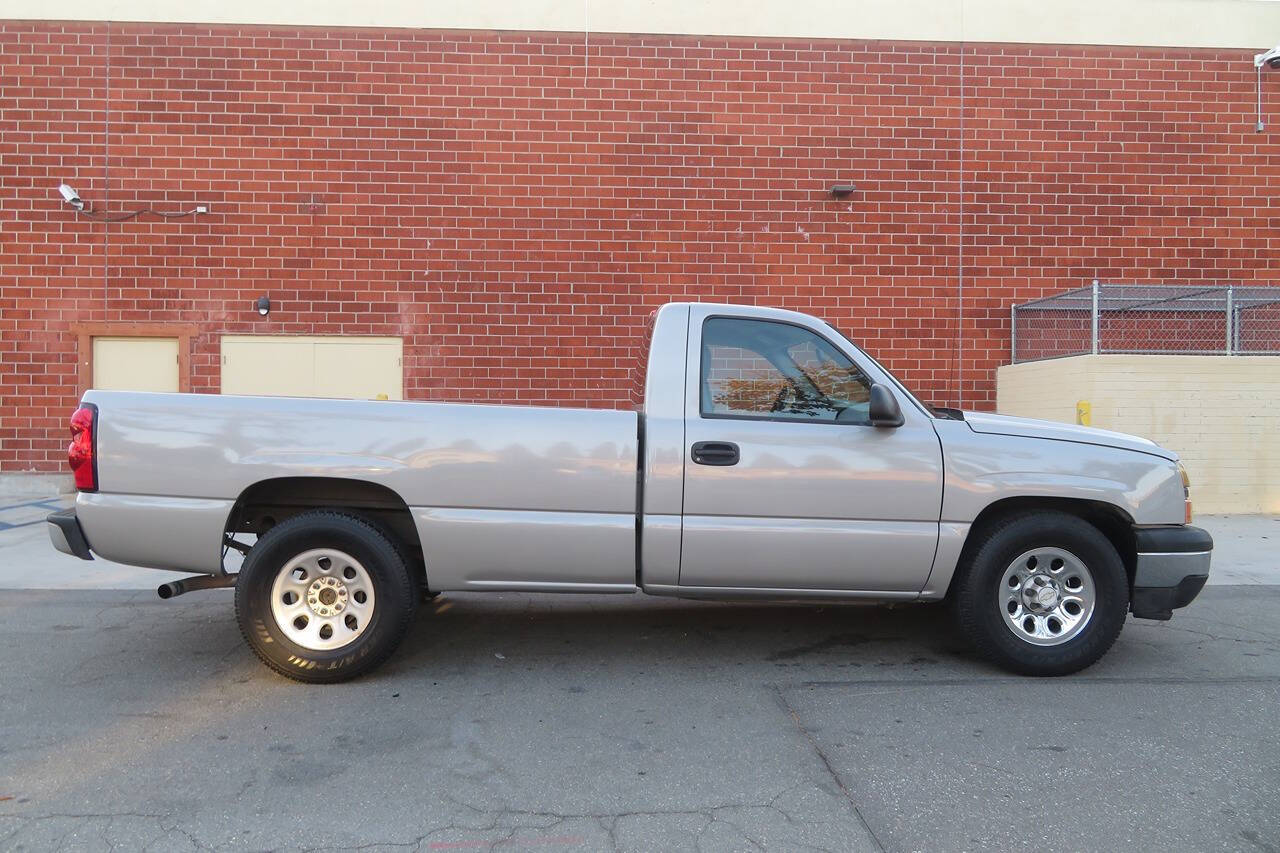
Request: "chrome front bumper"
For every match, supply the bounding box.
[1131,525,1212,620]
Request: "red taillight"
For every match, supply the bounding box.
[68,404,97,492]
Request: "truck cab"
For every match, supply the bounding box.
[640,303,945,598]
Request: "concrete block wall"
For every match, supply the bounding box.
[998,355,1280,514]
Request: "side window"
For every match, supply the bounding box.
[700,318,872,423]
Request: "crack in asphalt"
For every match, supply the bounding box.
[288,783,851,853]
[1147,620,1280,644]
[3,810,229,852]
[0,811,168,850]
[770,684,886,852]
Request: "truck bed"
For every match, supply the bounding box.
[77,390,640,588]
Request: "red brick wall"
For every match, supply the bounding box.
[1,21,1276,471]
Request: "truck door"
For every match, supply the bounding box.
[679,310,944,593]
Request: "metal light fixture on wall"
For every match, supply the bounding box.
[256,296,271,316]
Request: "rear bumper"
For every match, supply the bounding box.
[1130,525,1212,620]
[47,508,93,560]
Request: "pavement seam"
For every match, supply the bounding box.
[771,683,886,852]
[794,675,1280,688]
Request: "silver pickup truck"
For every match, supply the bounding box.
[48,302,1212,682]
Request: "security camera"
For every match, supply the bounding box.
[1257,45,1280,70]
[58,183,84,210]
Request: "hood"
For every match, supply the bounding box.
[963,411,1178,461]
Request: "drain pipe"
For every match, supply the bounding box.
[157,574,238,599]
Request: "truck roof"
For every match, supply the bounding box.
[657,301,831,327]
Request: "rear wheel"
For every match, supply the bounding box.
[951,511,1128,676]
[235,511,417,683]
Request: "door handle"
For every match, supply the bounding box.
[691,441,740,466]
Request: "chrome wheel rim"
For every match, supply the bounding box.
[999,547,1095,646]
[269,548,376,651]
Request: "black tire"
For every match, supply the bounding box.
[235,511,417,683]
[950,511,1128,676]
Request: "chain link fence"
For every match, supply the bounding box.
[1011,283,1280,363]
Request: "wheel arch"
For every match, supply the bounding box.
[226,476,427,588]
[953,496,1137,595]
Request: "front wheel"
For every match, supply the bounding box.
[235,511,417,683]
[951,512,1129,676]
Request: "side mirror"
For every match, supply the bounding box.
[868,383,904,428]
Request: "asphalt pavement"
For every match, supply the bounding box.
[1,502,1277,852]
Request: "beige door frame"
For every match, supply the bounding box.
[71,324,196,396]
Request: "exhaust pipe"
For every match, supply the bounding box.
[157,573,238,599]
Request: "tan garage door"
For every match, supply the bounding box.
[92,337,180,392]
[220,336,403,400]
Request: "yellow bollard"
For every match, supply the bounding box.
[1076,400,1091,426]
